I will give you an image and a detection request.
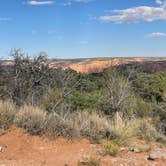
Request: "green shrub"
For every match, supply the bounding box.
[66,91,101,111]
[14,106,46,135]
[0,100,16,129]
[132,72,166,102]
[135,98,151,118]
[41,89,63,112]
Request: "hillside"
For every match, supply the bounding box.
[2,57,166,73]
[0,53,166,166]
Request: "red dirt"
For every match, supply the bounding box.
[0,128,165,166]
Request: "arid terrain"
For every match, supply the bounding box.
[1,55,166,166]
[2,57,166,73]
[0,128,165,166]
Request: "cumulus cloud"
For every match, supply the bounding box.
[27,0,54,5]
[156,0,163,5]
[100,6,166,23]
[100,1,166,23]
[147,32,166,38]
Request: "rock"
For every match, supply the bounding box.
[120,147,126,151]
[148,149,166,160]
[134,148,141,153]
[129,147,141,153]
[0,146,3,152]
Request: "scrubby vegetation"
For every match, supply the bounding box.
[0,50,166,149]
[78,156,100,166]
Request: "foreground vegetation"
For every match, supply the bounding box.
[0,50,166,147]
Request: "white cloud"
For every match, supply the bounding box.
[27,0,54,5]
[100,6,166,23]
[156,0,163,5]
[147,32,166,38]
[100,0,166,24]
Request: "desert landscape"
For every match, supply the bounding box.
[0,54,166,166]
[1,0,166,165]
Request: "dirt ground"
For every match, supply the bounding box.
[0,128,165,166]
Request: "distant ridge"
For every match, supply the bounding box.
[1,57,166,73]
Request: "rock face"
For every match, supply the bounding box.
[148,149,166,160]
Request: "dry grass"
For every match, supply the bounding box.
[100,140,120,156]
[44,113,78,138]
[68,112,118,142]
[0,101,165,145]
[14,105,46,135]
[131,119,162,142]
[0,100,16,129]
[78,156,100,166]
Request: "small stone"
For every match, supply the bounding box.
[90,144,96,148]
[148,149,166,160]
[134,148,141,153]
[120,147,126,151]
[129,147,141,153]
[0,146,3,152]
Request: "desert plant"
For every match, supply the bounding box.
[76,112,118,142]
[78,156,100,166]
[99,72,136,118]
[14,105,46,135]
[134,98,151,118]
[133,119,161,141]
[41,89,63,112]
[44,113,78,138]
[100,140,120,156]
[0,100,16,129]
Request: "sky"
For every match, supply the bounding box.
[1,0,166,59]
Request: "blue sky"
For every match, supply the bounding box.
[1,0,166,59]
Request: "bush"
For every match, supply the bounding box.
[99,72,136,117]
[66,91,101,111]
[0,100,16,129]
[101,140,120,156]
[134,98,151,118]
[78,156,100,166]
[76,112,118,142]
[133,119,161,141]
[41,89,63,113]
[14,106,46,135]
[45,113,78,138]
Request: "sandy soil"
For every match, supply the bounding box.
[0,128,165,166]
